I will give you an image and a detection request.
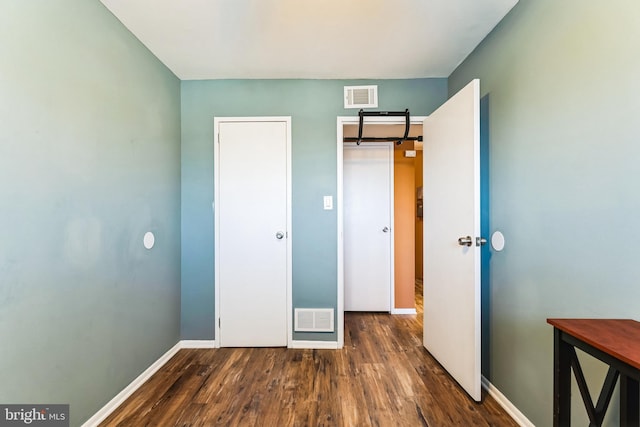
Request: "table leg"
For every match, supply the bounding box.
[554,328,572,427]
[620,375,639,427]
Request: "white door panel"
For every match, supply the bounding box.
[217,119,289,347]
[344,144,392,312]
[423,79,481,401]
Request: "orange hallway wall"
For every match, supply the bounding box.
[394,148,415,309]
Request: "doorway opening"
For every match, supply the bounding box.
[337,80,482,400]
[337,116,426,347]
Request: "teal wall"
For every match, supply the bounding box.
[0,2,181,425]
[180,79,447,340]
[450,1,640,425]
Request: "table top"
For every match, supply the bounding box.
[548,318,640,371]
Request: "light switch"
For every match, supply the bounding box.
[323,196,333,210]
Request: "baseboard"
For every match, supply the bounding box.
[289,340,339,349]
[481,376,535,427]
[391,308,417,315]
[180,340,217,348]
[81,342,182,427]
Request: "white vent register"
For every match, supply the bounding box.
[294,308,334,332]
[344,85,378,109]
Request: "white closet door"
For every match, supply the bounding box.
[216,119,290,347]
[343,144,393,312]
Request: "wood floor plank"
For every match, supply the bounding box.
[99,282,518,427]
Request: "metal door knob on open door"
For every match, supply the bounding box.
[458,236,473,247]
[382,227,390,233]
[275,231,285,240]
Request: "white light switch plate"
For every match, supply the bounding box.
[323,196,333,210]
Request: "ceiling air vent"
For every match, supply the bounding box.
[344,85,378,109]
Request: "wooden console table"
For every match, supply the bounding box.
[548,319,640,427]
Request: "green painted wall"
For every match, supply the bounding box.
[0,2,181,425]
[180,79,447,340]
[450,1,640,425]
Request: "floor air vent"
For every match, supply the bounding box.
[294,308,334,332]
[344,85,378,109]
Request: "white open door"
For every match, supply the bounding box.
[423,79,481,401]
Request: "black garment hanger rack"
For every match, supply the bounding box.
[343,109,423,145]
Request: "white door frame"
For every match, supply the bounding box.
[337,115,427,348]
[214,116,293,348]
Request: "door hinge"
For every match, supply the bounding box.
[218,318,221,328]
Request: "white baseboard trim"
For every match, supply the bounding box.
[481,376,535,427]
[289,340,339,349]
[391,308,417,315]
[180,339,217,348]
[82,342,182,427]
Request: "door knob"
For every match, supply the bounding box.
[458,236,473,247]
[275,231,285,240]
[382,227,390,233]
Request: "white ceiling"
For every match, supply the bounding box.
[100,0,518,80]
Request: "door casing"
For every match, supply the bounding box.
[214,117,293,348]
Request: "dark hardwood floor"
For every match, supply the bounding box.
[100,282,517,426]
